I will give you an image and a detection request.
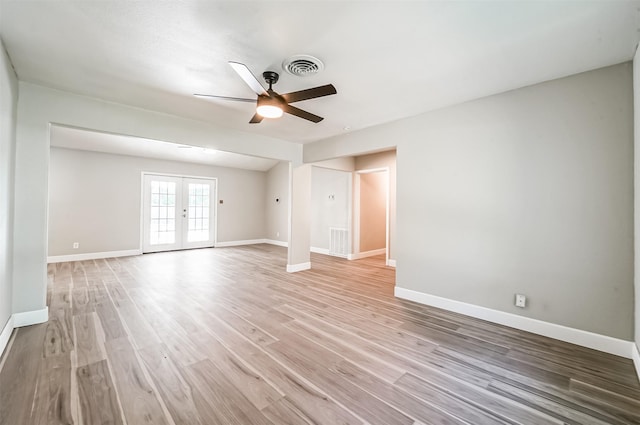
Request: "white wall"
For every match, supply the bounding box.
[0,39,18,333]
[355,150,396,259]
[311,166,351,250]
[288,164,312,269]
[13,82,301,317]
[305,63,634,341]
[48,148,267,256]
[266,161,290,244]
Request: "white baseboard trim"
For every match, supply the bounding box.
[215,239,268,247]
[287,262,311,273]
[48,249,141,263]
[387,259,397,267]
[395,287,634,359]
[632,343,640,383]
[13,307,49,327]
[265,239,288,248]
[310,247,348,259]
[348,248,387,261]
[0,306,49,359]
[0,316,14,359]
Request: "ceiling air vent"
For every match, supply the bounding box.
[282,55,324,77]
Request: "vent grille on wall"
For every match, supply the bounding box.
[329,227,349,258]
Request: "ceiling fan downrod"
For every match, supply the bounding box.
[262,71,279,91]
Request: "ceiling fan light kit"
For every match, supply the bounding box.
[256,71,284,118]
[195,60,336,124]
[256,96,284,118]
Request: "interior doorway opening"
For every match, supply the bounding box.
[352,168,389,264]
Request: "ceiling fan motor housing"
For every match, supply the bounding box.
[256,93,285,119]
[262,71,280,87]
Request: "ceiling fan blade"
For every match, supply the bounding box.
[281,84,337,103]
[249,113,264,124]
[283,104,324,123]
[229,61,268,96]
[194,94,256,103]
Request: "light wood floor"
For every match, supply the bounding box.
[1,245,639,424]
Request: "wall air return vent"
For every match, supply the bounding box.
[283,55,324,77]
[329,227,348,258]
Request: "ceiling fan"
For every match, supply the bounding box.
[195,62,337,124]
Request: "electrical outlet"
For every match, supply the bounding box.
[72,242,79,249]
[276,231,280,238]
[515,294,526,308]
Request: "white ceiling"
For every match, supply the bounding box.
[1,1,639,145]
[50,125,279,172]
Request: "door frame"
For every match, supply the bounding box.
[351,167,389,264]
[140,172,218,253]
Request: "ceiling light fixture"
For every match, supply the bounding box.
[256,95,283,119]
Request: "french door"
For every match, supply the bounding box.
[142,174,216,253]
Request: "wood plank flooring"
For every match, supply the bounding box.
[1,244,639,424]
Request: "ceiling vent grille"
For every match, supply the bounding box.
[283,55,324,77]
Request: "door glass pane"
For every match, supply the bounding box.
[149,180,176,245]
[187,183,210,242]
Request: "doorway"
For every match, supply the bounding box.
[352,168,389,263]
[142,173,217,253]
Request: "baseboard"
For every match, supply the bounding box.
[287,262,311,273]
[348,248,386,260]
[13,307,49,327]
[310,246,330,255]
[395,287,634,359]
[265,239,288,248]
[215,239,268,247]
[0,316,14,359]
[310,247,349,259]
[387,259,397,267]
[47,249,141,263]
[1,306,49,359]
[632,343,640,383]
